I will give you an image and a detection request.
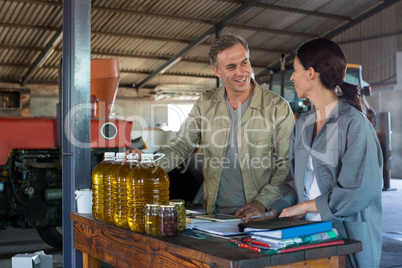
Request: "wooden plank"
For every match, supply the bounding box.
[271,256,340,268]
[71,213,361,268]
[71,213,271,267]
[73,220,237,267]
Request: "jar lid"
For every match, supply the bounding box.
[169,199,185,205]
[146,203,160,207]
[160,205,175,208]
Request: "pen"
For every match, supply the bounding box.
[237,242,261,252]
[251,240,271,248]
[230,237,240,243]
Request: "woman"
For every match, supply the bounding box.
[247,39,383,267]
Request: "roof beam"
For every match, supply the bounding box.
[93,47,290,63]
[1,17,314,45]
[226,23,317,38]
[21,27,62,86]
[92,30,190,43]
[0,22,58,31]
[9,0,60,6]
[0,45,42,51]
[256,3,350,21]
[2,22,306,44]
[337,30,402,45]
[135,0,261,90]
[120,70,216,79]
[0,62,216,79]
[0,46,290,67]
[0,63,31,68]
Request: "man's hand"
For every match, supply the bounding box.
[123,148,143,163]
[242,209,279,223]
[235,200,266,221]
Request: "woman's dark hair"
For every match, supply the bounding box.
[296,38,362,112]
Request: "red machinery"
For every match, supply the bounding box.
[0,59,132,249]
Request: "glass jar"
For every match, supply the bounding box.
[169,199,186,231]
[145,204,160,236]
[159,205,178,237]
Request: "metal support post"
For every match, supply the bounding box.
[62,0,91,267]
[379,112,396,191]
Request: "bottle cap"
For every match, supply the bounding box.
[115,152,126,160]
[126,153,139,161]
[104,152,115,160]
[141,154,154,162]
[141,153,165,162]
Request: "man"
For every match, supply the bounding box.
[129,34,294,218]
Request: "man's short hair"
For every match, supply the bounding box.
[208,34,249,68]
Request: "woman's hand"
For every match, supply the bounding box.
[279,200,317,218]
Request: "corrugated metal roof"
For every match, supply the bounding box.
[0,0,400,98]
[333,0,402,86]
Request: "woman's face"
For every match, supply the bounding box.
[290,57,311,99]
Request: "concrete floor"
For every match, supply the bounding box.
[0,228,63,268]
[0,179,401,268]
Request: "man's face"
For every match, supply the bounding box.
[212,44,253,94]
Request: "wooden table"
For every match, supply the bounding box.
[71,213,361,268]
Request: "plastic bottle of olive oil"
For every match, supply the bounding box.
[127,153,169,233]
[112,153,138,228]
[103,152,126,224]
[91,152,115,220]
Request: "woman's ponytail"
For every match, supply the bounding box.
[339,82,362,112]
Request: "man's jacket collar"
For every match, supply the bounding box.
[212,78,262,110]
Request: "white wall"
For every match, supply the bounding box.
[30,96,58,116]
[30,94,171,130]
[113,97,169,130]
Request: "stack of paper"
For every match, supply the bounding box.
[194,214,240,222]
[238,218,342,252]
[186,213,241,231]
[188,217,342,254]
[251,229,339,249]
[189,220,243,236]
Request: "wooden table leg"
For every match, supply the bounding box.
[82,252,101,268]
